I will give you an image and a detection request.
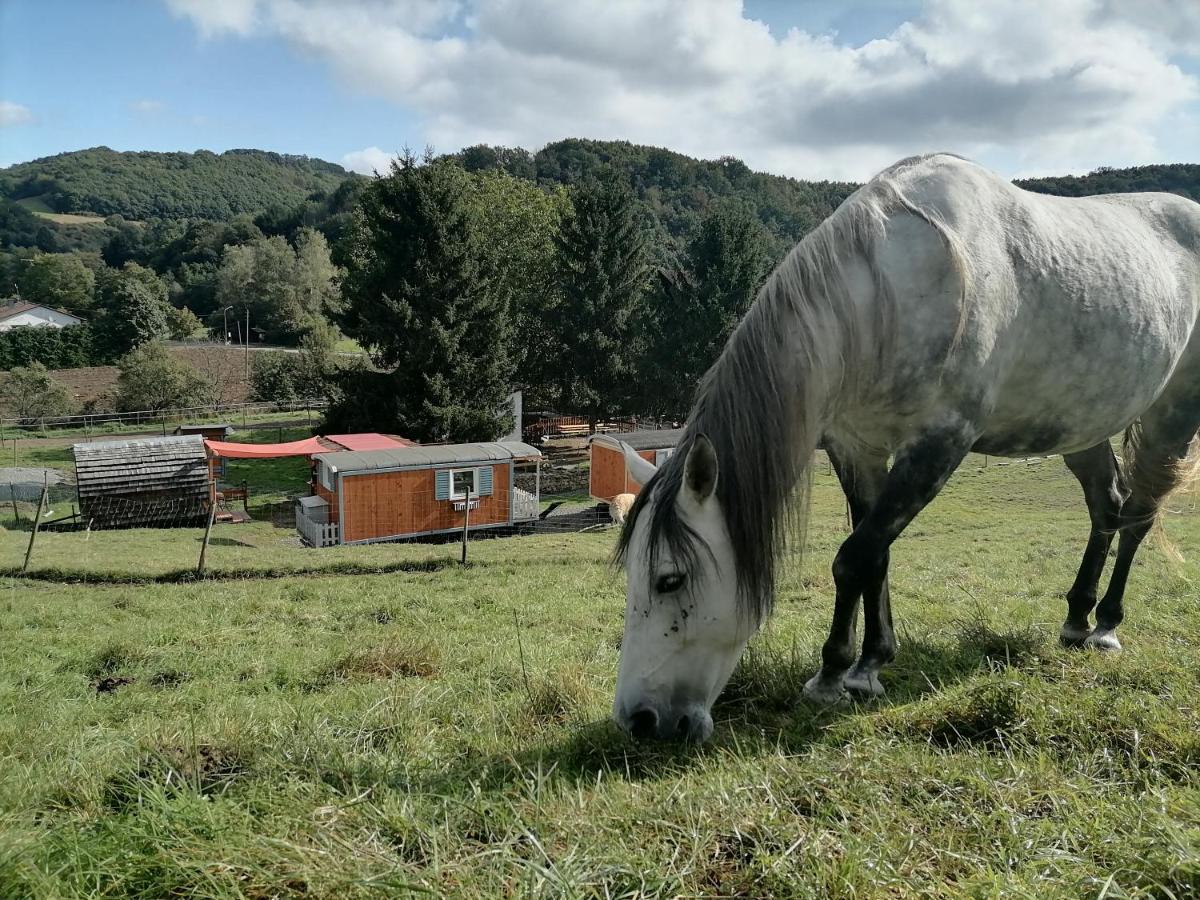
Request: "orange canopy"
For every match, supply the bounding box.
[204,437,334,459]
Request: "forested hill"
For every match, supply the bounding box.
[450,138,858,256]
[1018,164,1200,201]
[0,147,356,220]
[448,140,1200,255]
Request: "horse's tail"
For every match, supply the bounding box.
[1120,423,1200,561]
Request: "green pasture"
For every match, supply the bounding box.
[0,457,1198,896]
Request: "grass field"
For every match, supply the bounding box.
[16,196,111,226]
[1,457,1199,897]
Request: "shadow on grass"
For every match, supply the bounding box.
[1,557,466,585]
[397,618,1055,799]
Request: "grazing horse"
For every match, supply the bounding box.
[613,153,1200,743]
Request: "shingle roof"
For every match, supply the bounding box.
[316,441,542,473]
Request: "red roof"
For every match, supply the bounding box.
[326,432,412,451]
[205,437,335,459]
[203,432,413,459]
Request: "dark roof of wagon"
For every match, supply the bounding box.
[589,429,684,451]
[73,435,209,498]
[315,441,542,474]
[174,423,234,436]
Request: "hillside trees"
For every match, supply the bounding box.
[336,153,523,442]
[0,147,353,220]
[0,363,76,421]
[214,227,340,345]
[639,204,771,416]
[14,252,96,314]
[550,170,650,426]
[112,342,212,412]
[92,262,172,360]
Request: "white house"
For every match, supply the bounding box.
[0,302,83,332]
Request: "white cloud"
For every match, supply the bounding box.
[341,146,401,175]
[131,98,167,114]
[0,101,33,128]
[165,0,261,37]
[167,0,1200,179]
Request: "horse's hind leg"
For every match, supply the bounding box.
[825,443,893,697]
[1060,443,1127,646]
[1087,397,1200,652]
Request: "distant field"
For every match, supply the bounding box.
[15,197,109,225]
[1,458,1198,896]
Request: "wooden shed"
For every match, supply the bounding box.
[299,441,543,547]
[73,435,212,528]
[588,429,683,503]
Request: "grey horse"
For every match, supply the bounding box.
[613,153,1200,742]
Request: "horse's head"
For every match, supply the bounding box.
[613,436,761,743]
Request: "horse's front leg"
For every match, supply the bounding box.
[804,422,976,704]
[823,445,892,698]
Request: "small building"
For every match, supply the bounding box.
[175,423,235,441]
[176,424,235,476]
[588,429,683,503]
[299,441,543,547]
[0,301,83,332]
[74,435,212,529]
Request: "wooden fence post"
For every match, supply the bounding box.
[196,489,217,579]
[21,479,49,573]
[460,487,471,565]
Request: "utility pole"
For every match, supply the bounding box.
[244,308,250,389]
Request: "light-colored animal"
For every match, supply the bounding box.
[614,153,1200,743]
[608,492,637,526]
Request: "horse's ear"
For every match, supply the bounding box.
[620,441,658,486]
[684,434,718,504]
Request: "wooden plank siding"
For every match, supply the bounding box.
[339,463,511,543]
[589,444,656,502]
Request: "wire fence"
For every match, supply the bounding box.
[0,398,328,438]
[3,473,624,579]
[2,450,1070,581]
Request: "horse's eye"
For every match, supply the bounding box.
[655,573,686,594]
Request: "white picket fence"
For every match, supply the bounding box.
[297,511,339,548]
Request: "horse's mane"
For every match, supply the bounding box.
[617,153,972,620]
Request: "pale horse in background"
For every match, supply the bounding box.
[608,487,637,527]
[612,152,1200,743]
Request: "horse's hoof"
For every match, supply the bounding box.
[803,673,847,706]
[1059,622,1092,648]
[843,668,886,698]
[1084,629,1122,653]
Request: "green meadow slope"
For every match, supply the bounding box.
[0,456,1198,896]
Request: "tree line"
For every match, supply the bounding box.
[7,141,1200,440]
[327,151,773,441]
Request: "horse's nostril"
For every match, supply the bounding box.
[675,714,691,739]
[629,707,658,740]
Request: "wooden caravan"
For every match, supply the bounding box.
[301,441,543,547]
[588,429,683,503]
[73,435,212,528]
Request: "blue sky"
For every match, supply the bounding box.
[2,1,1198,180]
[0,1,413,167]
